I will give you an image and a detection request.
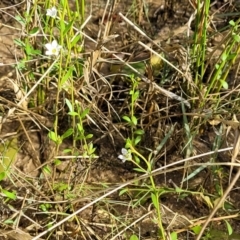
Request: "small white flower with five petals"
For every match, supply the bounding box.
[46,6,57,18]
[45,40,62,56]
[118,148,132,163]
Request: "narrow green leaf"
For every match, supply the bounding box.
[14,38,25,47]
[29,27,39,35]
[134,135,142,145]
[133,168,146,173]
[61,128,73,139]
[2,189,16,200]
[63,20,74,36]
[68,111,78,116]
[71,34,81,47]
[65,98,73,112]
[224,220,233,235]
[43,165,52,174]
[151,192,158,209]
[119,188,128,196]
[15,15,26,25]
[61,66,74,86]
[60,19,66,33]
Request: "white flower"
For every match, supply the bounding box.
[118,148,132,163]
[45,40,62,56]
[46,7,57,18]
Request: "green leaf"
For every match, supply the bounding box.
[25,43,40,55]
[130,234,139,240]
[134,129,144,135]
[227,53,237,61]
[87,142,95,154]
[175,187,184,193]
[63,20,74,36]
[65,98,73,112]
[16,60,26,70]
[170,232,177,240]
[224,220,233,235]
[123,116,131,122]
[131,116,138,125]
[134,135,142,145]
[133,167,146,173]
[233,34,240,42]
[125,138,132,148]
[220,80,228,89]
[68,111,78,116]
[63,149,72,153]
[119,188,128,196]
[61,128,73,139]
[191,225,202,234]
[29,27,39,35]
[61,66,74,86]
[4,219,14,224]
[48,131,58,142]
[81,108,90,119]
[221,52,227,62]
[39,203,51,212]
[14,39,25,47]
[25,43,32,55]
[43,165,52,174]
[133,90,139,101]
[85,134,93,139]
[0,138,18,179]
[60,19,66,33]
[122,62,146,75]
[229,20,235,26]
[151,192,158,209]
[15,15,26,25]
[77,123,83,132]
[71,34,81,48]
[0,172,6,181]
[2,189,16,200]
[134,155,140,164]
[54,159,62,166]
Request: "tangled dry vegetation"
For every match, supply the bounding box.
[1,0,240,239]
